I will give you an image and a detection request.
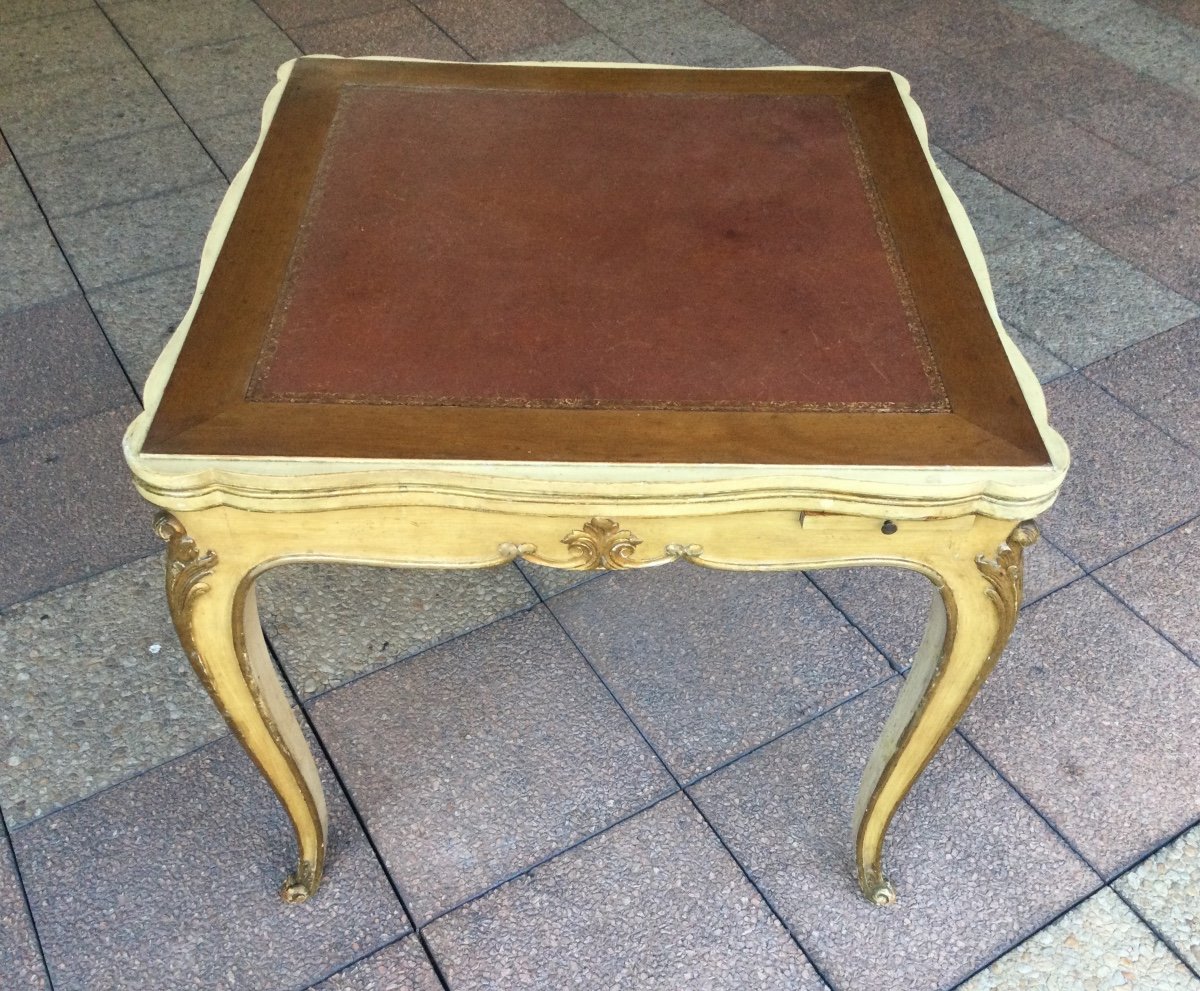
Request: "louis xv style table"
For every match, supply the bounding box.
[124,56,1069,906]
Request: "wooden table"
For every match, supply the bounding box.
[124,56,1069,906]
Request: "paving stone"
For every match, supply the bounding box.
[23,123,224,219]
[1069,77,1200,180]
[0,556,228,829]
[513,558,601,598]
[810,537,1083,670]
[0,222,77,315]
[145,31,302,121]
[413,0,592,60]
[0,161,44,232]
[1146,0,1200,30]
[961,887,1200,990]
[105,0,279,56]
[600,1,793,66]
[0,7,131,86]
[1040,375,1200,568]
[0,60,179,160]
[507,29,636,62]
[258,562,538,699]
[986,225,1199,367]
[0,828,49,990]
[12,732,408,991]
[188,107,266,179]
[889,0,1046,58]
[291,7,468,59]
[311,936,442,991]
[309,606,674,924]
[54,179,226,290]
[691,681,1099,991]
[87,263,199,398]
[962,579,1200,877]
[1006,327,1073,383]
[0,405,159,610]
[551,567,891,780]
[1097,519,1200,661]
[704,0,885,52]
[967,28,1145,118]
[1076,178,1200,304]
[1086,317,1200,452]
[1115,824,1200,973]
[0,294,133,443]
[1069,4,1200,96]
[0,0,91,25]
[256,0,397,30]
[930,146,1060,254]
[425,794,827,990]
[959,117,1177,222]
[996,0,1133,31]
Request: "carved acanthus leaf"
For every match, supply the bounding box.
[155,511,218,689]
[562,517,642,569]
[975,520,1039,644]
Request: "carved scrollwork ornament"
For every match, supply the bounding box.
[155,511,219,690]
[975,520,1039,645]
[562,517,643,569]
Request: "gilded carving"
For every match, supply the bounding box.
[155,511,219,692]
[975,520,1039,645]
[562,517,642,569]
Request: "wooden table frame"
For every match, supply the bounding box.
[125,57,1069,907]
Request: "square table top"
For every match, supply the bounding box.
[142,57,1050,469]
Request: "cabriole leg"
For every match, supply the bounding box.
[156,512,328,903]
[852,520,1038,905]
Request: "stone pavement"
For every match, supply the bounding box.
[2,1,1199,988]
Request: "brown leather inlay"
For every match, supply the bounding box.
[248,85,947,412]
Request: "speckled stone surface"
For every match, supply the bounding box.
[509,29,635,62]
[961,888,1200,991]
[0,7,129,86]
[0,294,133,443]
[106,0,279,56]
[23,123,224,219]
[425,794,828,990]
[13,732,408,991]
[690,680,1099,991]
[513,558,600,598]
[144,31,303,121]
[290,8,469,60]
[811,538,1084,670]
[413,0,592,60]
[189,107,267,178]
[54,179,226,290]
[309,607,674,923]
[0,159,44,231]
[0,60,179,160]
[1041,374,1200,568]
[0,556,227,829]
[0,405,161,609]
[1115,825,1200,973]
[1098,521,1200,660]
[986,225,1199,367]
[86,263,198,397]
[258,562,538,698]
[1077,178,1200,306]
[552,567,898,780]
[963,579,1200,877]
[0,828,49,990]
[1087,318,1200,452]
[931,146,1060,254]
[311,936,443,991]
[0,220,77,315]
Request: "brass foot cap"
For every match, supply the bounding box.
[867,880,897,906]
[281,875,314,904]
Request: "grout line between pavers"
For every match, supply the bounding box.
[0,805,58,990]
[45,172,226,223]
[258,627,449,990]
[1109,882,1200,983]
[807,570,908,674]
[1092,557,1200,669]
[1081,363,1200,460]
[536,595,839,987]
[943,876,1108,990]
[0,125,144,404]
[0,544,162,619]
[90,0,245,183]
